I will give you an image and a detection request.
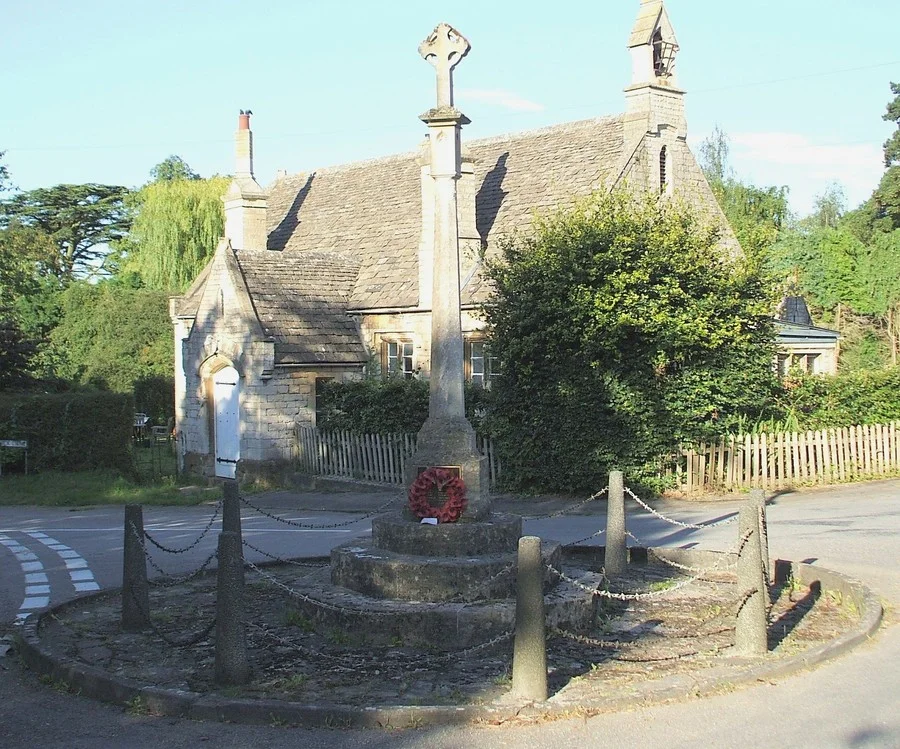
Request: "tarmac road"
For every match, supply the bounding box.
[0,480,898,748]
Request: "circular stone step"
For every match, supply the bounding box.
[372,512,522,557]
[331,538,561,602]
[287,566,599,649]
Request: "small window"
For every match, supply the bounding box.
[383,340,415,379]
[659,146,668,194]
[466,340,501,389]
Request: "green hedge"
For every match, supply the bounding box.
[318,378,493,435]
[785,368,900,429]
[0,391,134,473]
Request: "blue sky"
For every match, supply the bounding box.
[3,0,898,217]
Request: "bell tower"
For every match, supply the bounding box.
[623,1,686,147]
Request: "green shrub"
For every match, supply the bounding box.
[133,375,174,427]
[783,368,900,429]
[0,391,134,473]
[481,189,779,492]
[317,377,494,435]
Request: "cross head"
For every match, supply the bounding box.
[419,23,470,108]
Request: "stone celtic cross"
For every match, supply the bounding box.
[419,23,470,108]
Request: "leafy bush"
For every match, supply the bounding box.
[482,189,780,492]
[318,378,428,433]
[0,391,133,473]
[317,377,494,435]
[133,375,174,427]
[782,368,900,429]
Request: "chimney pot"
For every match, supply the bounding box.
[238,112,250,130]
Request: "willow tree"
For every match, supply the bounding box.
[124,174,230,291]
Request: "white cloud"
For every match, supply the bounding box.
[458,88,545,112]
[725,131,884,215]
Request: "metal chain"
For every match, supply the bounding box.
[624,529,739,573]
[564,527,606,548]
[625,487,739,529]
[550,628,703,662]
[442,563,515,603]
[550,535,744,601]
[241,539,330,569]
[246,560,398,618]
[143,500,222,555]
[549,627,620,650]
[526,487,609,520]
[129,520,219,586]
[146,548,219,587]
[126,582,217,648]
[246,621,513,672]
[238,493,399,530]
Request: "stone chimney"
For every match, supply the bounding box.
[623,0,686,146]
[223,110,268,251]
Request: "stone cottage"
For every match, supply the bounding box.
[171,0,735,479]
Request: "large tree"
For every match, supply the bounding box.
[0,183,131,280]
[697,127,790,264]
[482,189,779,491]
[120,158,228,291]
[48,278,173,393]
[843,82,900,241]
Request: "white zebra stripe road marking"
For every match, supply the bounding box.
[26,532,101,593]
[1,532,49,623]
[1,531,103,624]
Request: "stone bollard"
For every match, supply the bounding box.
[511,536,548,702]
[735,503,768,656]
[222,479,242,536]
[214,531,251,685]
[605,470,627,575]
[121,504,150,632]
[748,488,769,582]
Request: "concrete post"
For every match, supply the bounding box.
[214,531,251,685]
[222,479,242,536]
[511,536,548,702]
[735,503,768,656]
[605,470,627,575]
[748,488,769,581]
[121,504,150,632]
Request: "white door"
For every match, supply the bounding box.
[213,366,240,479]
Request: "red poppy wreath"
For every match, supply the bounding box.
[408,467,468,523]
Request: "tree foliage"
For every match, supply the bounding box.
[698,127,790,263]
[123,174,229,291]
[482,189,779,491]
[149,155,201,183]
[0,183,131,280]
[48,279,173,393]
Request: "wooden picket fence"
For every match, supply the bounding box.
[677,421,900,492]
[294,426,502,487]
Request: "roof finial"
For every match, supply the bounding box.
[419,23,470,108]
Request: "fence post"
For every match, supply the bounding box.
[121,504,150,632]
[214,531,251,685]
[735,503,768,656]
[605,470,627,575]
[222,479,241,536]
[511,536,547,702]
[748,488,769,581]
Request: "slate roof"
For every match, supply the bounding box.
[265,114,625,311]
[236,250,366,365]
[180,114,629,363]
[777,296,814,327]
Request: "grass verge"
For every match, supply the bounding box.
[0,469,219,507]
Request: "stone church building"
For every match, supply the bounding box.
[171,0,734,479]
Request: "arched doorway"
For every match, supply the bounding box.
[213,366,240,478]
